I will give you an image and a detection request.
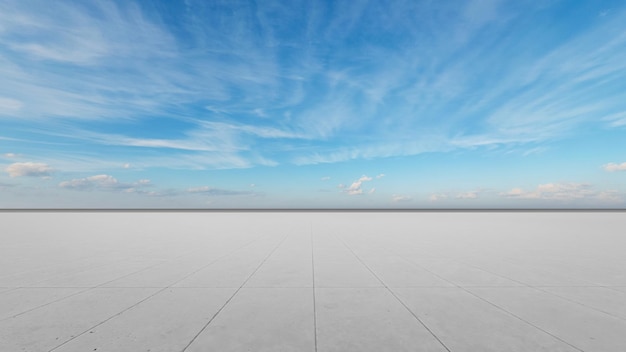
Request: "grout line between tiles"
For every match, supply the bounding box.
[335,234,452,352]
[2,244,221,322]
[311,221,318,352]
[388,249,586,352]
[447,260,626,322]
[46,232,272,352]
[180,232,290,352]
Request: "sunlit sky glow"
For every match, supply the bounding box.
[1,0,625,208]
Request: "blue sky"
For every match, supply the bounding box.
[1,0,625,208]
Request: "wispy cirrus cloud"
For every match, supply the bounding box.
[2,0,626,213]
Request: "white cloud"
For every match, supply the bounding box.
[344,175,373,195]
[429,193,448,201]
[368,188,375,194]
[376,174,385,179]
[500,183,622,202]
[6,162,52,177]
[346,182,363,195]
[123,163,131,169]
[59,174,151,192]
[456,191,478,199]
[2,153,18,158]
[603,162,626,172]
[321,176,331,181]
[392,194,412,202]
[60,174,120,190]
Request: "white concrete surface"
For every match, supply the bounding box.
[1,211,625,352]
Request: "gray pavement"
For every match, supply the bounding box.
[1,212,625,351]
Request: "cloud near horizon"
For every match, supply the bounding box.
[59,174,151,193]
[345,175,374,195]
[187,186,255,196]
[500,183,622,202]
[6,162,52,177]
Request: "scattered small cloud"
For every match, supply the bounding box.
[344,175,373,195]
[337,183,346,189]
[500,183,622,202]
[392,194,412,202]
[250,183,256,187]
[429,193,448,201]
[368,188,375,194]
[2,153,19,159]
[376,174,385,179]
[123,163,131,169]
[6,162,53,178]
[456,191,478,199]
[603,162,626,172]
[321,176,331,181]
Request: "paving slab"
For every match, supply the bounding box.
[538,286,626,320]
[23,260,155,288]
[313,255,383,288]
[0,287,158,352]
[393,287,580,352]
[53,288,235,352]
[104,258,216,288]
[412,259,524,287]
[355,254,453,287]
[464,259,593,286]
[186,288,315,352]
[0,287,86,321]
[245,235,313,287]
[315,288,448,352]
[2,212,625,351]
[0,258,114,287]
[312,237,382,288]
[175,235,283,288]
[468,287,626,352]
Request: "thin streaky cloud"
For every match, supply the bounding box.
[1,0,625,208]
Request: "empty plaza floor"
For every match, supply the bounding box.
[1,211,625,351]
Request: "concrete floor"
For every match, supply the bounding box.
[1,212,625,352]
